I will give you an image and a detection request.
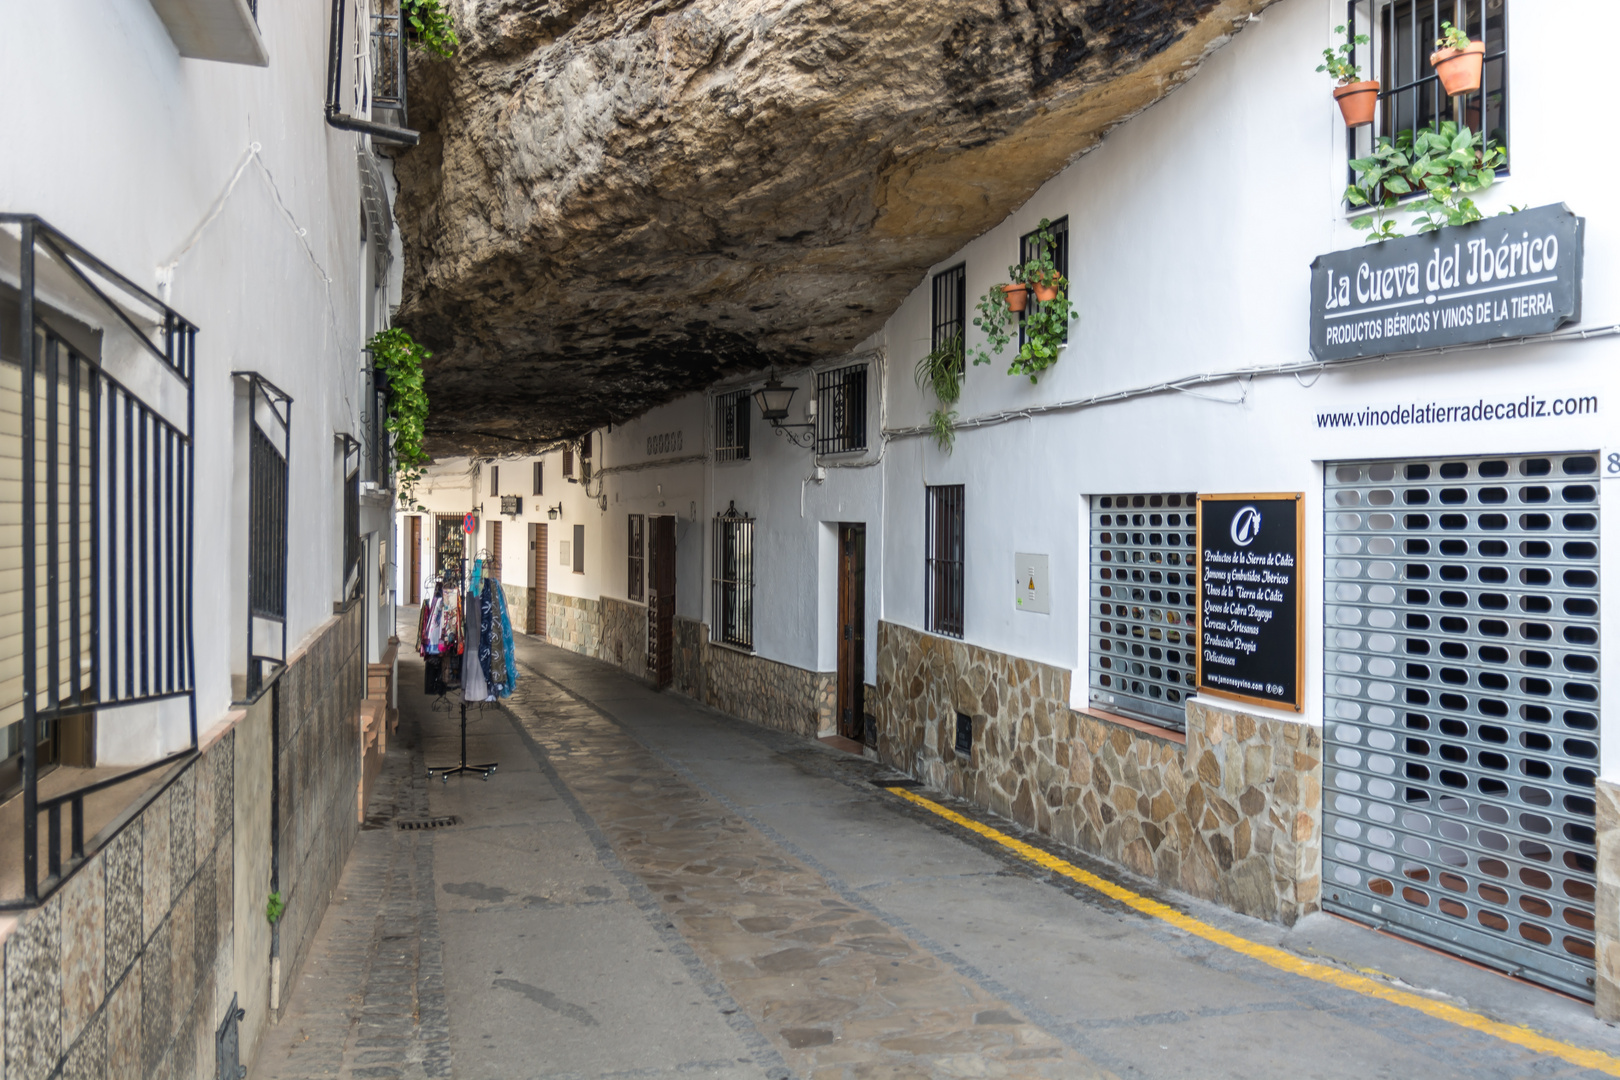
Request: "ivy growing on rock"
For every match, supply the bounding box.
[368,327,432,510]
[403,0,460,58]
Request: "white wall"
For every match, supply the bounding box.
[2,0,394,759]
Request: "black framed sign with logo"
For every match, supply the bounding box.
[1196,493,1304,712]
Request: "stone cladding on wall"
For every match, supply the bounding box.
[874,620,1323,925]
[1594,778,1620,1018]
[546,593,602,657]
[673,617,705,700]
[600,598,649,680]
[273,602,367,1002]
[0,603,365,1080]
[501,583,529,638]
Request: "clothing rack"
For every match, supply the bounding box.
[423,547,513,781]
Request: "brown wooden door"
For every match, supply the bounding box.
[528,522,547,636]
[488,520,503,578]
[407,516,422,604]
[648,516,676,687]
[837,523,867,742]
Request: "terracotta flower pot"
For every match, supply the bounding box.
[1333,80,1380,128]
[1429,40,1484,96]
[1002,284,1029,312]
[1030,277,1061,302]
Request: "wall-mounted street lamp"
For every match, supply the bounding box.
[753,372,816,449]
[547,502,563,520]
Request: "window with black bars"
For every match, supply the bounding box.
[1088,493,1199,731]
[926,485,964,639]
[1346,0,1509,177]
[628,515,645,602]
[715,389,751,462]
[343,462,361,603]
[815,365,867,455]
[931,263,966,362]
[248,427,287,624]
[1018,217,1069,347]
[712,502,755,649]
[533,459,543,495]
[490,465,499,497]
[0,217,200,907]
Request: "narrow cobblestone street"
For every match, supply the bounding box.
[249,628,1620,1080]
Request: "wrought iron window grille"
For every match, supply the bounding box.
[714,389,752,463]
[533,459,543,496]
[0,215,198,909]
[324,0,419,144]
[237,374,292,703]
[711,502,755,650]
[1343,0,1510,189]
[628,514,645,602]
[925,485,965,639]
[341,433,362,608]
[931,263,967,375]
[1017,217,1069,350]
[814,364,868,455]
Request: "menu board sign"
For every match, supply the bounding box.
[1196,494,1304,712]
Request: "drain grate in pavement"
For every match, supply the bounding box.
[395,816,460,831]
[869,775,923,789]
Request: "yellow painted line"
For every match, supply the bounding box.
[886,786,1620,1075]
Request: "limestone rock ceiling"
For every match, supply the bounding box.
[394,0,1273,455]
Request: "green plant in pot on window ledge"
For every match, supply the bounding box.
[970,218,1076,383]
[1318,24,1377,128]
[1345,121,1508,242]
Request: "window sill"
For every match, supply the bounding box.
[1076,705,1187,746]
[707,638,756,657]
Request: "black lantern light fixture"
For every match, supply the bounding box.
[547,502,563,520]
[753,371,815,448]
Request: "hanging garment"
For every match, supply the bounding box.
[478,578,498,693]
[419,594,446,657]
[493,579,517,697]
[417,592,435,654]
[461,588,492,701]
[424,655,447,696]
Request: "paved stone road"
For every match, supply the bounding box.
[251,632,1620,1080]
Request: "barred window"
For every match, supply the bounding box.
[931,263,966,360]
[715,389,751,463]
[489,465,499,497]
[815,364,867,455]
[1088,492,1198,731]
[628,514,645,602]
[533,459,543,495]
[1019,217,1069,348]
[711,501,754,649]
[926,485,964,638]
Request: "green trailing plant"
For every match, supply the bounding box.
[970,219,1077,382]
[914,333,963,453]
[266,891,285,925]
[402,0,460,58]
[367,327,432,510]
[1317,24,1370,85]
[1435,20,1470,51]
[1346,121,1507,242]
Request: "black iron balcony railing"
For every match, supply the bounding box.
[0,215,198,909]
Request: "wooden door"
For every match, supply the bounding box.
[488,519,503,579]
[647,516,676,687]
[407,516,422,604]
[837,523,867,742]
[528,522,547,636]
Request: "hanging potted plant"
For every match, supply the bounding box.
[970,219,1076,383]
[914,332,963,453]
[1429,21,1484,96]
[1318,24,1378,129]
[1001,282,1029,311]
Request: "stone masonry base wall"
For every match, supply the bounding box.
[0,604,365,1080]
[875,620,1323,925]
[665,619,832,739]
[502,583,529,639]
[601,598,649,681]
[547,593,602,658]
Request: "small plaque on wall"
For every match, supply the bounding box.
[1196,493,1304,712]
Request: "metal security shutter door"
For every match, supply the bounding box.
[1089,493,1198,730]
[1322,453,1600,999]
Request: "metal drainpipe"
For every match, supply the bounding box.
[268,679,282,1011]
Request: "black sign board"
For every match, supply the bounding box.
[1309,204,1583,362]
[500,495,522,515]
[1196,494,1303,712]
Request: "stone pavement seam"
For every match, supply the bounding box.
[492,689,797,1080]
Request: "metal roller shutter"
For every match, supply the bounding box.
[1322,452,1600,999]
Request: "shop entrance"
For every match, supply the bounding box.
[1322,452,1600,999]
[527,522,547,636]
[837,523,866,743]
[405,516,421,604]
[435,513,465,586]
[647,516,676,688]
